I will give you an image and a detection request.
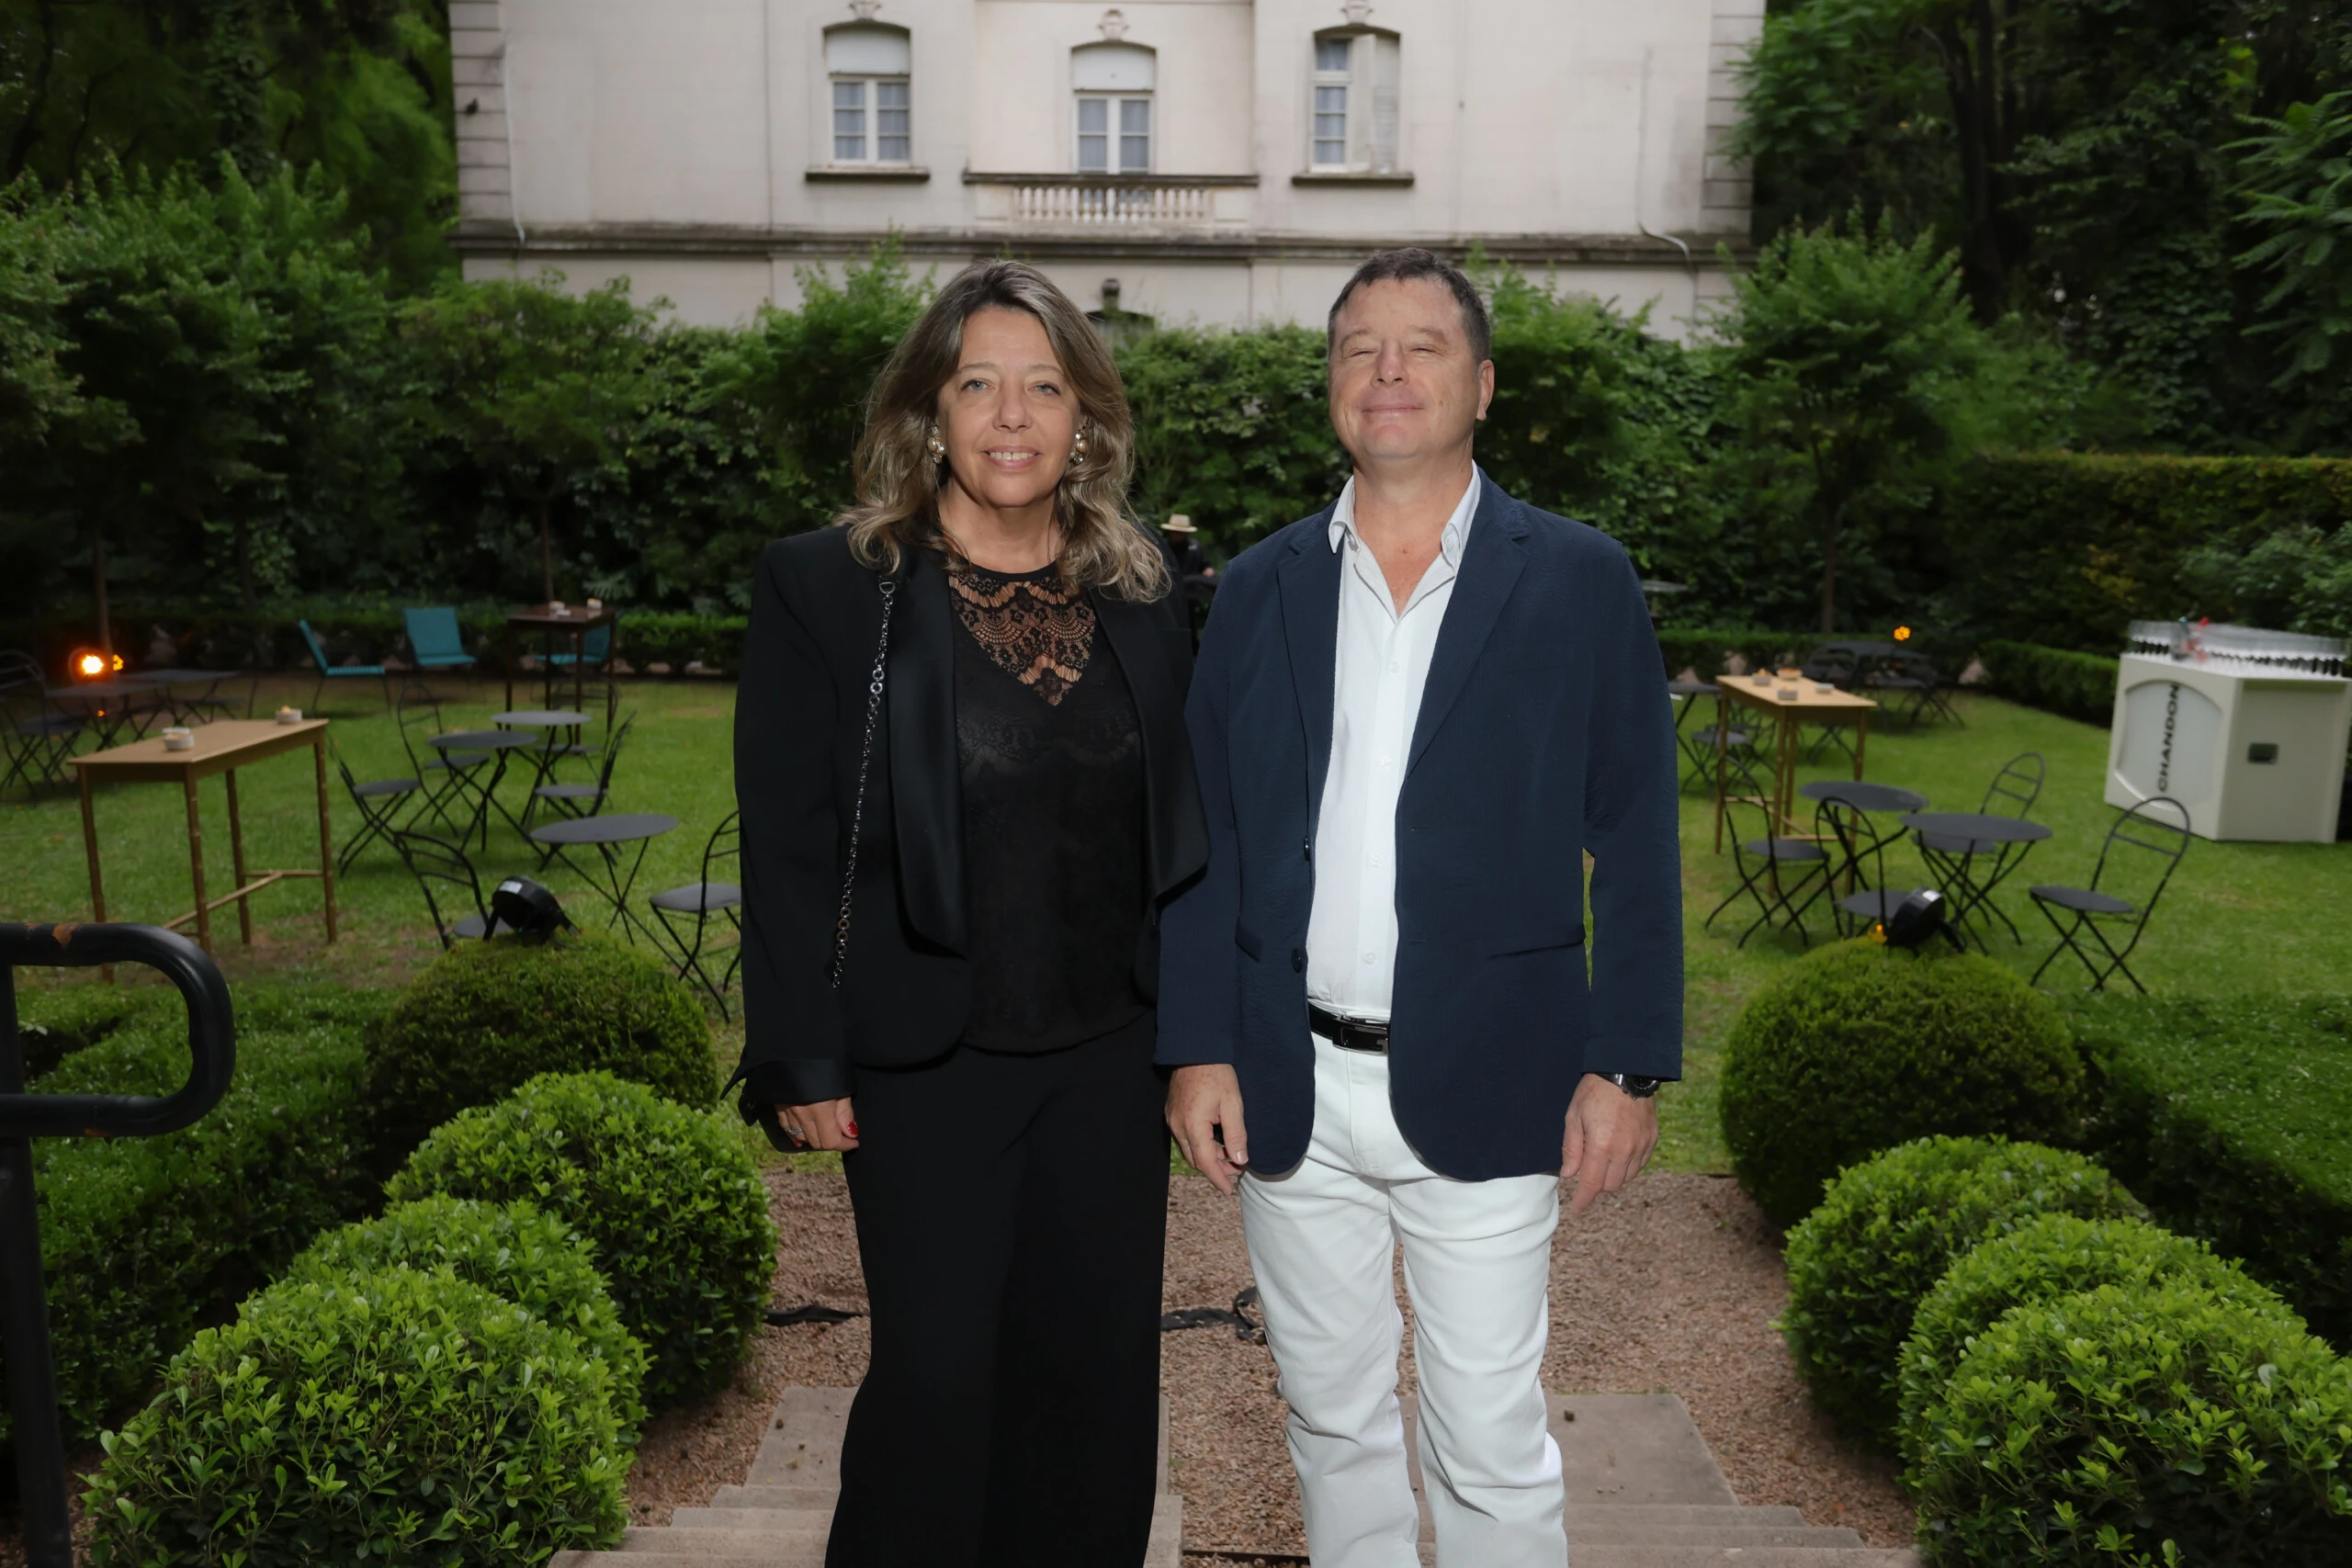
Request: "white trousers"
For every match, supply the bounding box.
[1240,1038,1565,1568]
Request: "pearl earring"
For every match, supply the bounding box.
[926,424,947,459]
[1069,428,1090,469]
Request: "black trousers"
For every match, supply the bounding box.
[827,1012,1168,1568]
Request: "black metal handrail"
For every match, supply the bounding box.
[2,921,235,1568]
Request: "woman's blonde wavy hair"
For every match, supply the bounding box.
[839,260,1169,601]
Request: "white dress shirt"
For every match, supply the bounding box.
[1304,468,1481,1022]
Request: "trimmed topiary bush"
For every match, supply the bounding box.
[84,1265,630,1567]
[1722,940,2086,1229]
[1781,1135,2143,1446]
[287,1195,650,1436]
[367,933,718,1159]
[385,1071,774,1409]
[2074,993,2352,1346]
[1,984,385,1449]
[1896,1213,2300,1473]
[1911,1280,2352,1565]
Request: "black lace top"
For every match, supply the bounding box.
[949,558,1148,1051]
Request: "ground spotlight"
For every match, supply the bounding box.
[490,877,573,943]
[1877,889,1961,952]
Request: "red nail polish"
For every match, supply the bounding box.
[845,1121,860,1137]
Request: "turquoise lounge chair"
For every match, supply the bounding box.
[298,619,390,716]
[402,607,478,673]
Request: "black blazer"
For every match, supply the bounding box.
[1158,479,1683,1180]
[733,527,1208,1106]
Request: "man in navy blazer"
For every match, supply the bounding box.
[1160,251,1682,1568]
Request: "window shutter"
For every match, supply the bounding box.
[1371,34,1400,174]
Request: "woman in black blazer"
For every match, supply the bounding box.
[732,260,1205,1568]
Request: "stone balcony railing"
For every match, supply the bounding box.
[965,172,1257,231]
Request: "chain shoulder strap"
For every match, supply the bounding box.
[830,576,897,990]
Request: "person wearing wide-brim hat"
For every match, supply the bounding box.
[1159,513,1210,581]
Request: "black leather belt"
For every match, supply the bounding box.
[1309,1005,1390,1055]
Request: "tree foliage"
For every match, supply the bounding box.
[1732,0,2352,450]
[0,1,456,292]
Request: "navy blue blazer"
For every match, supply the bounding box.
[1156,477,1683,1180]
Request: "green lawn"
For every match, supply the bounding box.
[1657,690,2352,1172]
[2,674,745,1025]
[8,682,2346,1178]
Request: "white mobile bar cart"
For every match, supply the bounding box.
[2108,623,2350,842]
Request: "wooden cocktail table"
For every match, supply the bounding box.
[1711,675,1880,852]
[70,719,337,954]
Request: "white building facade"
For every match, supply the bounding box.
[450,1,1759,334]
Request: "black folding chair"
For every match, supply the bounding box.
[649,810,744,1018]
[1705,796,1834,949]
[1916,752,2045,943]
[1871,653,1962,728]
[2030,797,2193,993]
[331,743,423,875]
[531,714,636,866]
[1670,681,1767,797]
[388,828,505,949]
[1801,644,1863,762]
[395,691,491,837]
[0,652,85,800]
[1814,795,1926,939]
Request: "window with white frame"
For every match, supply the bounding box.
[1072,43,1155,174]
[826,23,912,164]
[1308,29,1400,174]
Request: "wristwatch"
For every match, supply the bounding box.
[1599,1072,1663,1099]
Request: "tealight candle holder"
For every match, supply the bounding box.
[549,600,567,615]
[276,705,302,725]
[161,727,195,751]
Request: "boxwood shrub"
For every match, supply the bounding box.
[0,983,386,1447]
[1780,1135,2143,1446]
[14,980,161,1081]
[1979,640,2120,727]
[386,1071,774,1409]
[287,1195,650,1435]
[367,932,718,1160]
[2073,993,2352,1345]
[1910,1280,2352,1565]
[85,1265,630,1567]
[1895,1213,2300,1472]
[1722,941,2087,1228]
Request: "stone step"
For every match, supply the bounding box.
[702,1486,1812,1533]
[1419,1551,1918,1568]
[1572,1526,1869,1549]
[551,1492,1182,1565]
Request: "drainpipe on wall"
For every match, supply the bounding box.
[1634,46,1701,304]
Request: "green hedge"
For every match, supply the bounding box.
[0,983,388,1447]
[0,603,748,680]
[1944,454,2352,653]
[1895,1213,2299,1474]
[1655,628,1815,682]
[1780,1135,2144,1446]
[1909,1281,2352,1565]
[1979,639,2119,727]
[1721,942,2087,1229]
[85,1266,630,1566]
[367,933,718,1162]
[387,1071,775,1410]
[2072,993,2352,1347]
[287,1195,650,1437]
[13,981,149,1082]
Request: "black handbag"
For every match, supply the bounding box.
[740,575,899,1151]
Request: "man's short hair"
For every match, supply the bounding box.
[1325,248,1492,363]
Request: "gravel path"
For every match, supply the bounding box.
[620,1165,1912,1553]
